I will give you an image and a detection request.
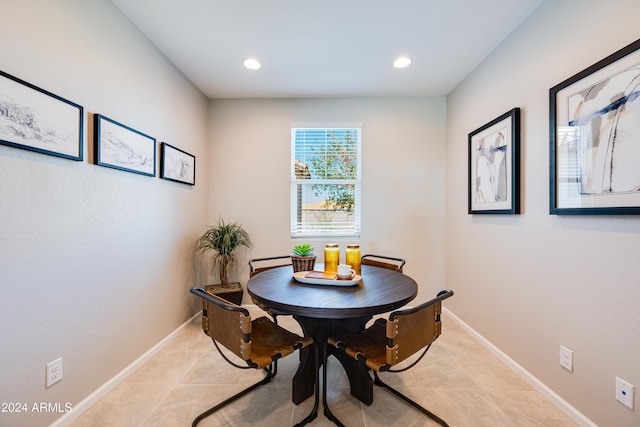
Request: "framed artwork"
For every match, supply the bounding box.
[550,38,640,215]
[0,70,83,160]
[468,108,521,214]
[160,142,195,185]
[94,114,156,176]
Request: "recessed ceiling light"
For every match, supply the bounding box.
[393,56,412,69]
[243,58,261,70]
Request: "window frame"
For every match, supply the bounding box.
[290,125,362,238]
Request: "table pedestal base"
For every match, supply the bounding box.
[292,315,373,405]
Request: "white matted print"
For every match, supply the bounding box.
[0,70,83,160]
[160,142,195,185]
[468,108,520,214]
[550,38,640,214]
[94,114,155,176]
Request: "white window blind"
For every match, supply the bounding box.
[291,127,361,237]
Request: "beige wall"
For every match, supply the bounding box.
[3,0,640,426]
[446,1,640,426]
[207,97,447,299]
[0,1,208,426]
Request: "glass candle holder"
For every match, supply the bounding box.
[324,243,339,273]
[345,244,361,275]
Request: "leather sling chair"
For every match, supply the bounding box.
[248,255,293,323]
[360,254,406,272]
[189,287,319,426]
[248,255,293,324]
[323,289,454,427]
[249,255,292,277]
[248,255,294,375]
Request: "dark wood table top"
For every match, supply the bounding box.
[247,264,418,319]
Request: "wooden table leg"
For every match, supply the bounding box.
[292,315,371,405]
[331,349,374,405]
[292,345,316,404]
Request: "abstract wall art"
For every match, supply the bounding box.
[550,38,640,214]
[468,108,521,214]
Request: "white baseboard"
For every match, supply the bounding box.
[50,312,201,427]
[443,308,598,427]
[52,307,597,427]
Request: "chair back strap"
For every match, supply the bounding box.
[387,290,453,365]
[361,254,405,272]
[248,255,291,277]
[190,287,252,360]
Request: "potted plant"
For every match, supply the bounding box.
[195,218,252,305]
[291,243,316,272]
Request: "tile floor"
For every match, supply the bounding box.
[70,310,578,427]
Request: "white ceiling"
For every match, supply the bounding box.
[108,0,544,99]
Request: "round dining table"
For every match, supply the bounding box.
[247,264,418,405]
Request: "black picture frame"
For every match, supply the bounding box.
[160,142,195,185]
[94,114,156,176]
[0,70,83,161]
[550,38,640,215]
[468,108,521,214]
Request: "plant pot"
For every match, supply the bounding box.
[205,282,243,305]
[291,256,316,272]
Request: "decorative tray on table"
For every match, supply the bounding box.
[293,270,361,287]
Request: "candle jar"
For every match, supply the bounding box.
[345,244,361,275]
[324,243,339,273]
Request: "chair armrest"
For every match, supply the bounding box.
[190,287,250,316]
[389,289,453,319]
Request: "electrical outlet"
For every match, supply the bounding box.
[559,345,573,372]
[46,357,63,388]
[616,377,634,410]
